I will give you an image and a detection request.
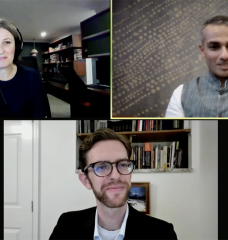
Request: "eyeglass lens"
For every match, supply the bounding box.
[94,160,133,176]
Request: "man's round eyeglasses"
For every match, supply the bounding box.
[83,159,134,177]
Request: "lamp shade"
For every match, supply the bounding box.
[31,39,38,54]
[31,49,38,54]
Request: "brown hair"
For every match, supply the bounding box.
[0,18,23,64]
[200,15,228,45]
[79,128,132,172]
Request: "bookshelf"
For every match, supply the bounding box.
[80,8,110,58]
[76,120,192,173]
[42,34,86,95]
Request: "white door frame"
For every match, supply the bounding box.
[32,121,40,240]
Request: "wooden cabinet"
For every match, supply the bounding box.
[80,8,110,86]
[80,8,110,58]
[76,120,192,173]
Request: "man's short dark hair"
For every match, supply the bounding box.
[79,128,132,172]
[200,15,228,45]
[0,18,22,64]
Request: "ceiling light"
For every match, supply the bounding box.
[41,32,46,37]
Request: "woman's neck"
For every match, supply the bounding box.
[0,64,17,81]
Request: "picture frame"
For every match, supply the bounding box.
[128,182,150,215]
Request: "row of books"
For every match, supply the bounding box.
[133,120,184,131]
[131,141,188,169]
[78,120,108,134]
[78,120,189,133]
[74,49,82,60]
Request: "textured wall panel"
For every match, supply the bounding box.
[112,0,228,117]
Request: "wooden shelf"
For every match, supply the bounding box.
[42,46,81,55]
[48,82,68,91]
[43,61,73,65]
[82,29,110,40]
[77,129,191,142]
[87,53,110,57]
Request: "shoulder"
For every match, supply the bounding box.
[17,64,40,75]
[165,84,184,117]
[173,84,183,96]
[129,206,173,227]
[16,65,41,81]
[126,206,177,239]
[16,65,42,87]
[129,206,172,227]
[56,206,96,224]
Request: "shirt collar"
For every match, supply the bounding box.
[207,71,228,88]
[94,203,129,240]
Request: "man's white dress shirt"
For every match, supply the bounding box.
[94,204,129,240]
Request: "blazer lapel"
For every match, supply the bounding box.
[124,204,145,240]
[82,207,96,239]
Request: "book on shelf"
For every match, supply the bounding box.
[163,146,168,169]
[138,146,141,169]
[134,146,138,169]
[140,146,144,169]
[173,141,179,168]
[155,146,158,169]
[90,120,94,133]
[170,142,176,169]
[132,120,136,132]
[87,120,91,133]
[177,148,183,168]
[131,140,187,170]
[160,148,163,169]
[78,120,188,133]
[144,142,152,168]
[137,120,142,131]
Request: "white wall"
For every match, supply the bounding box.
[39,120,217,240]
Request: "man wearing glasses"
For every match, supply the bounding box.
[49,128,177,240]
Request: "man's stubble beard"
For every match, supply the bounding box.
[88,177,131,208]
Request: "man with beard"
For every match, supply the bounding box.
[165,15,228,117]
[49,128,177,240]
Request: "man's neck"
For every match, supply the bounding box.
[96,202,127,231]
[0,64,17,81]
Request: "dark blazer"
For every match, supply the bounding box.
[49,204,178,240]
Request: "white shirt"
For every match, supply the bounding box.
[94,204,129,240]
[165,84,185,117]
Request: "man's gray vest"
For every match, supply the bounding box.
[181,71,228,117]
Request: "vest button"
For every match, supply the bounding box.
[219,90,224,95]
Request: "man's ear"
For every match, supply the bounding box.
[78,172,92,190]
[199,44,205,58]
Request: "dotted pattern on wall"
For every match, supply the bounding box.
[112,0,228,117]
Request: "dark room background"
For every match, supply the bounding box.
[20,42,49,74]
[112,0,228,117]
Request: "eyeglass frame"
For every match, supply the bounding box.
[83,159,134,177]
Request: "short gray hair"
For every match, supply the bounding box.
[200,15,228,46]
